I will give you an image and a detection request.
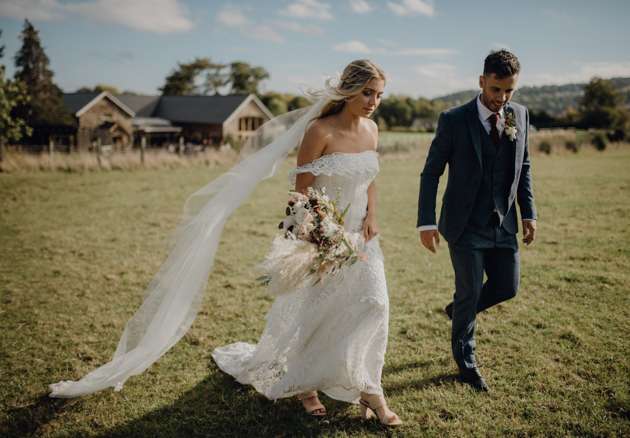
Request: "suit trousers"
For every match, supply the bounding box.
[448,213,520,371]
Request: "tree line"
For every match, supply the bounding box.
[1,19,629,163]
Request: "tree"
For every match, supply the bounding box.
[203,63,229,95]
[76,84,121,94]
[0,29,32,164]
[229,62,269,95]
[12,19,74,125]
[160,58,227,96]
[579,77,630,130]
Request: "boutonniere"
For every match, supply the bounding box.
[504,111,517,141]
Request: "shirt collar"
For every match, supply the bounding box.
[477,92,505,121]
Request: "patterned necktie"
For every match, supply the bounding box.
[489,113,500,150]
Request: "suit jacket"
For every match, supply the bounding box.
[417,97,537,244]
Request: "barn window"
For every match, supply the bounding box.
[239,117,263,131]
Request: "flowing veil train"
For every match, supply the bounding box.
[49,99,327,398]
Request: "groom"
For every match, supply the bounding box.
[416,50,537,391]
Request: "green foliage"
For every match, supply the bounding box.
[372,95,449,130]
[0,66,32,142]
[229,62,269,95]
[260,92,311,116]
[12,19,74,126]
[591,132,608,151]
[160,58,228,96]
[265,95,288,116]
[565,140,578,153]
[580,77,630,130]
[538,139,552,155]
[0,30,31,142]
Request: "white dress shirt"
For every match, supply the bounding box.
[418,93,533,232]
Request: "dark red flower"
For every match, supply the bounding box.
[278,221,284,229]
[288,200,295,207]
[286,207,291,216]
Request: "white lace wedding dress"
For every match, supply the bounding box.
[212,150,389,403]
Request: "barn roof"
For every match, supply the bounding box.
[151,95,250,124]
[63,92,136,118]
[63,93,273,125]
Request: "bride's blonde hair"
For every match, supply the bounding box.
[308,60,386,122]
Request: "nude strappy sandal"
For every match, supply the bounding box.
[298,391,326,416]
[359,394,402,427]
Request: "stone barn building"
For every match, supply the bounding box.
[63,92,273,150]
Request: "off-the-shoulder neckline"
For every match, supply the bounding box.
[307,150,378,164]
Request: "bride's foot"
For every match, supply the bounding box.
[298,391,326,416]
[359,392,402,427]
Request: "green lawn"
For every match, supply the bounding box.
[1,148,629,437]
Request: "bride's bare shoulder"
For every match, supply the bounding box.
[363,118,379,150]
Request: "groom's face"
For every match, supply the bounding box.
[479,73,519,112]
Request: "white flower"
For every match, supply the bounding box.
[284,216,298,232]
[321,217,338,238]
[295,207,313,227]
[505,126,517,141]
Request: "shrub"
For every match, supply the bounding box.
[565,140,578,153]
[538,140,552,155]
[591,132,608,151]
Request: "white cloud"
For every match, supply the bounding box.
[333,40,372,54]
[542,9,581,24]
[520,62,630,87]
[272,19,325,37]
[492,42,511,50]
[349,0,373,14]
[278,0,334,21]
[387,0,434,17]
[0,0,65,21]
[333,40,456,57]
[218,5,284,44]
[0,0,194,33]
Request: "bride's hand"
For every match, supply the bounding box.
[363,214,379,241]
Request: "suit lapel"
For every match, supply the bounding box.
[466,97,482,167]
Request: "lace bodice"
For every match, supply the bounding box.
[287,151,379,233]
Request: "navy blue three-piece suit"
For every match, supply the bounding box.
[417,96,537,371]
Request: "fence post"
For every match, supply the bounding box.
[97,137,102,169]
[49,135,54,167]
[141,135,146,164]
[179,136,184,157]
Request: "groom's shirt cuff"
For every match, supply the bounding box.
[418,225,437,231]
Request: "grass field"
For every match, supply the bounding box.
[1,148,629,437]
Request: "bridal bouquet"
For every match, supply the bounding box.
[256,187,366,296]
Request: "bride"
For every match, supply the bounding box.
[213,60,402,427]
[49,59,400,427]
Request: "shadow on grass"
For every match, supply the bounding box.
[2,364,409,438]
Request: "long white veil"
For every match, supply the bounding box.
[49,98,327,398]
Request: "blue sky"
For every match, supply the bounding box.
[0,0,629,98]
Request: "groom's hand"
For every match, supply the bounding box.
[522,220,537,245]
[420,230,440,253]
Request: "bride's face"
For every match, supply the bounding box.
[346,78,385,118]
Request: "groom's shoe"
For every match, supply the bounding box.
[445,302,453,320]
[459,366,489,392]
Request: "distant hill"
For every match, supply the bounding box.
[436,77,630,116]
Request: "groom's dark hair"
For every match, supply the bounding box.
[483,50,521,79]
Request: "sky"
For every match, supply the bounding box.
[0,0,629,99]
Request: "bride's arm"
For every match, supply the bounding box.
[295,121,329,191]
[363,119,379,241]
[364,180,379,241]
